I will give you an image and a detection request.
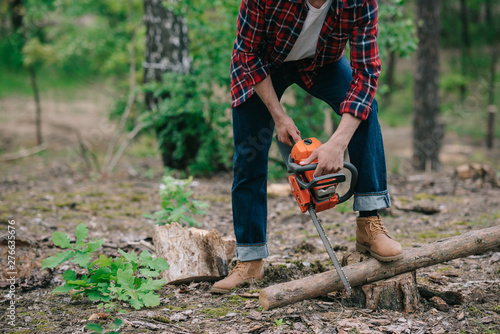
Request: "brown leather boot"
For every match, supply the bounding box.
[356,215,403,262]
[211,260,264,294]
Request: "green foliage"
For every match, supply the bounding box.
[86,318,123,334]
[378,0,418,59]
[41,223,169,311]
[141,0,238,176]
[2,0,144,77]
[142,71,232,175]
[274,318,285,328]
[144,175,208,226]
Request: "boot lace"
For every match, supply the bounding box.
[369,217,390,238]
[228,261,249,276]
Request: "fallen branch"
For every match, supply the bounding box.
[259,226,500,310]
[0,144,46,162]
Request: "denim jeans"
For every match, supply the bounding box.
[232,56,390,261]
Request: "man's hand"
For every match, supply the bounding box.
[253,76,301,146]
[299,140,344,176]
[275,114,301,146]
[300,113,362,176]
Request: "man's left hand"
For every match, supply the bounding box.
[299,140,345,176]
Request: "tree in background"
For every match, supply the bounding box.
[377,0,417,100]
[142,0,238,175]
[413,0,443,171]
[142,0,199,171]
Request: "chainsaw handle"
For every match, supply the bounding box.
[292,160,358,204]
[337,161,358,204]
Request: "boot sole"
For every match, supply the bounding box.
[356,243,403,262]
[211,287,231,294]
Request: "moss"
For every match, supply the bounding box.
[202,306,234,318]
[413,193,439,201]
[164,305,187,311]
[468,305,483,317]
[227,295,247,305]
[129,193,148,202]
[247,289,261,294]
[152,315,171,323]
[435,267,451,272]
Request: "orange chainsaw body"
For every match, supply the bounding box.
[288,138,340,213]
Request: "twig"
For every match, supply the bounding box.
[105,122,144,173]
[0,144,47,162]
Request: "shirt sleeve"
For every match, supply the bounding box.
[340,0,381,120]
[234,0,271,86]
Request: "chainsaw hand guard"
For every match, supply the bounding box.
[275,136,358,207]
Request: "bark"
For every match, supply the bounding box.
[259,226,500,310]
[412,0,442,171]
[343,252,419,313]
[153,223,236,284]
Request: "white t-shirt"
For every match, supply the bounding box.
[284,0,332,62]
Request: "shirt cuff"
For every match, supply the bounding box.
[340,100,372,121]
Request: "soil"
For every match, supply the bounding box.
[1,92,500,334]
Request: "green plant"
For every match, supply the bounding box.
[144,175,208,226]
[274,318,285,328]
[42,224,169,311]
[86,318,123,334]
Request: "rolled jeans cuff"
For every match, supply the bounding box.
[236,243,269,262]
[353,191,391,211]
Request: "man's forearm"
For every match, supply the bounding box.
[327,113,362,150]
[253,75,286,122]
[252,75,301,145]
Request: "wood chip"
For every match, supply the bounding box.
[88,312,109,321]
[429,296,450,312]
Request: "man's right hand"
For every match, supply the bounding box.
[275,114,301,146]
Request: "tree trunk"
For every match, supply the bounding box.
[384,49,397,100]
[459,0,470,102]
[153,223,236,284]
[29,66,42,145]
[143,0,195,170]
[10,0,24,31]
[412,0,442,171]
[259,226,500,310]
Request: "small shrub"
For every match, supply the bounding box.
[42,224,169,311]
[144,175,208,226]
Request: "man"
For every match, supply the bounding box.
[212,0,402,294]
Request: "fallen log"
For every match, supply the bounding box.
[259,226,500,310]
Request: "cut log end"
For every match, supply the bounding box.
[153,223,235,284]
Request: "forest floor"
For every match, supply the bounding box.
[1,92,500,334]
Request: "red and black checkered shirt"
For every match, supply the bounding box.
[230,0,381,120]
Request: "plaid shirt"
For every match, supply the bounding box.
[230,0,381,120]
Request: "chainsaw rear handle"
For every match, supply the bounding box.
[289,159,358,204]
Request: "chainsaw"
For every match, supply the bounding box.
[275,136,358,296]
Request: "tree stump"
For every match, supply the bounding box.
[153,223,236,284]
[342,252,420,313]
